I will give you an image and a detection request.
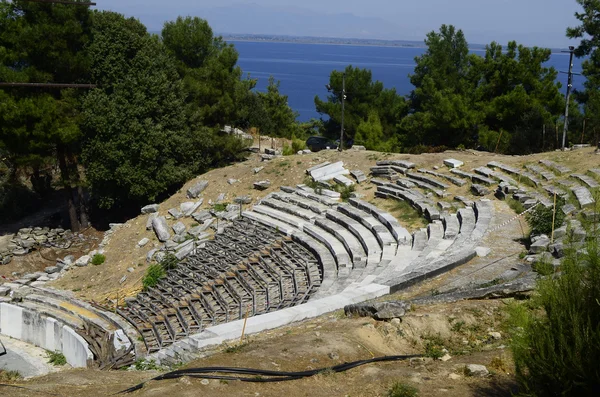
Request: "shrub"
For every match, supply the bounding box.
[507,225,600,395]
[333,183,356,201]
[160,253,179,271]
[291,138,306,153]
[212,203,228,212]
[282,144,295,156]
[0,370,22,382]
[134,359,161,371]
[47,350,67,366]
[142,264,166,290]
[387,382,419,397]
[526,198,565,236]
[142,254,178,290]
[507,198,526,214]
[91,254,106,265]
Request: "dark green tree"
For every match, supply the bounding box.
[473,41,564,153]
[0,0,92,229]
[81,11,209,210]
[400,25,481,148]
[568,0,600,146]
[314,65,406,144]
[161,16,252,128]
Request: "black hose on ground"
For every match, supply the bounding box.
[116,354,422,394]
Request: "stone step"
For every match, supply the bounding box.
[571,186,596,208]
[487,161,540,186]
[525,164,555,181]
[241,211,296,235]
[294,187,338,206]
[261,197,319,221]
[539,159,571,175]
[406,171,450,189]
[457,207,477,235]
[252,205,309,229]
[325,210,382,265]
[348,198,412,245]
[273,191,330,214]
[442,214,460,239]
[450,168,494,185]
[289,232,337,292]
[571,174,600,189]
[314,218,368,268]
[418,169,467,187]
[336,204,398,253]
[412,229,428,251]
[302,224,352,270]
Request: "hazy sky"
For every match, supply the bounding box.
[96,0,582,47]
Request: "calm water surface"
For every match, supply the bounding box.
[232,41,584,121]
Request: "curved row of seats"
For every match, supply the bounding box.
[119,219,323,354]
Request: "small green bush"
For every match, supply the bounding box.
[507,198,526,214]
[526,198,565,236]
[212,203,228,212]
[160,253,179,271]
[0,370,22,382]
[134,359,161,371]
[387,382,419,397]
[282,145,295,156]
[508,225,600,395]
[142,264,166,290]
[91,254,106,265]
[291,138,306,153]
[333,183,356,201]
[47,350,67,366]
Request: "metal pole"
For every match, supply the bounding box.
[562,47,575,150]
[339,73,345,152]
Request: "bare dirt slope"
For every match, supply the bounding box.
[47,147,599,305]
[7,299,516,397]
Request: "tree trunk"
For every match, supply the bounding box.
[67,151,90,229]
[57,144,80,232]
[77,185,90,229]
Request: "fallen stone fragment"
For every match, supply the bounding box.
[172,221,186,235]
[152,216,171,242]
[138,238,150,247]
[187,180,209,198]
[350,170,367,183]
[475,247,491,257]
[254,180,271,190]
[141,204,159,214]
[344,301,409,320]
[234,196,252,205]
[75,255,90,267]
[529,237,550,254]
[444,159,464,168]
[168,208,183,220]
[45,266,60,274]
[146,213,158,230]
[253,167,264,174]
[192,210,212,222]
[465,364,489,377]
[471,184,490,196]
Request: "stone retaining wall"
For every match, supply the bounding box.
[0,302,93,367]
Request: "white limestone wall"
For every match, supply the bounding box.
[0,302,93,367]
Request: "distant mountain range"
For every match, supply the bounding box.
[138,3,571,51]
[139,3,424,41]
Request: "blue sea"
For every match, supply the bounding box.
[232,41,584,122]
